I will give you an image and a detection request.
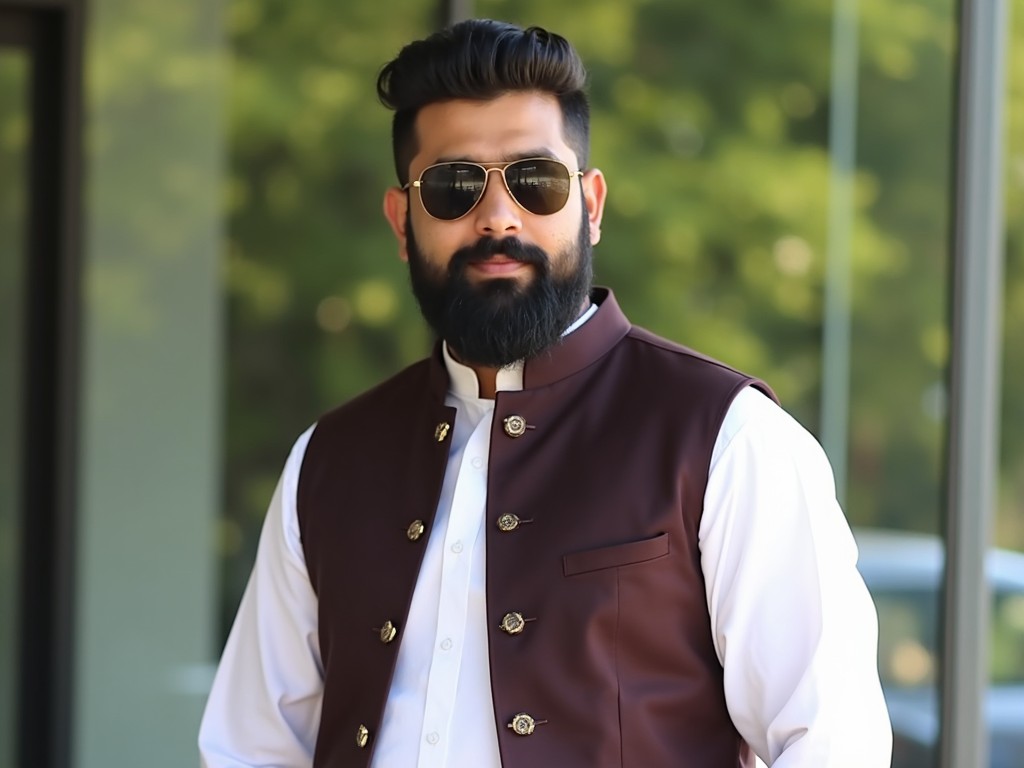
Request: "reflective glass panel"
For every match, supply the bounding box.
[0,44,30,768]
[995,2,1024,766]
[72,2,224,765]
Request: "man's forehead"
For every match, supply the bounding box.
[431,147,562,164]
[410,93,573,167]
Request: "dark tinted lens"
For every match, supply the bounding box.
[504,159,571,215]
[418,163,486,220]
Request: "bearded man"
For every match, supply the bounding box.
[199,19,892,768]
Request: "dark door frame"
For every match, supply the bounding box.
[0,2,83,767]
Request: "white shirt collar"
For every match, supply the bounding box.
[442,301,600,399]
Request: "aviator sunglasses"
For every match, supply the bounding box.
[403,157,583,221]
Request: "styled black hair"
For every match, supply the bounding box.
[377,19,590,185]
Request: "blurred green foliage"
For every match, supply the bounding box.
[220,0,1024,623]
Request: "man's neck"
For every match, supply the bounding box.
[451,296,593,400]
[473,366,501,400]
[443,346,501,399]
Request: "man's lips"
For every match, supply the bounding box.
[468,257,531,276]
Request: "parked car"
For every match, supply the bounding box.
[854,528,1024,768]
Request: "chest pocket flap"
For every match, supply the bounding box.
[562,532,669,576]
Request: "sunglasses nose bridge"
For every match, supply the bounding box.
[474,165,521,211]
[480,165,507,192]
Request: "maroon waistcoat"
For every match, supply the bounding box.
[298,288,773,767]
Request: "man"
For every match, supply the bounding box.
[200,19,892,768]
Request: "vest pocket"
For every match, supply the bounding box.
[562,532,669,576]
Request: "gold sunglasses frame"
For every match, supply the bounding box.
[402,157,583,221]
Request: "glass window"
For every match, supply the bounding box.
[0,43,30,768]
[996,4,1024,766]
[71,3,223,766]
[991,589,1024,687]
[875,589,940,689]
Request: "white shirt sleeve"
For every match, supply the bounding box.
[700,387,893,767]
[199,425,323,768]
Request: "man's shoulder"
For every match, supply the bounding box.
[623,324,735,367]
[618,323,771,394]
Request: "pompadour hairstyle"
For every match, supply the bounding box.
[377,19,590,185]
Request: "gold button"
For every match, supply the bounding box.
[356,724,369,748]
[407,520,425,541]
[497,513,520,532]
[500,611,526,635]
[508,713,536,736]
[380,621,397,644]
[503,415,527,437]
[434,421,451,442]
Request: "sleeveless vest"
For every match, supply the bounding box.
[297,288,773,767]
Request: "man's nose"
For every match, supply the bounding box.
[472,168,523,236]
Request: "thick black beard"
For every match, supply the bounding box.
[406,214,593,368]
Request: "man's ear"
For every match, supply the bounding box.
[383,186,410,262]
[581,168,607,246]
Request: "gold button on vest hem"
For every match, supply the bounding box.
[356,724,369,748]
[406,520,425,541]
[502,415,527,437]
[500,611,526,635]
[434,421,451,442]
[497,513,520,532]
[507,713,537,736]
[379,621,397,644]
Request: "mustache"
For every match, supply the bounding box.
[448,236,550,276]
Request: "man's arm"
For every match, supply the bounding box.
[199,426,323,767]
[700,387,893,766]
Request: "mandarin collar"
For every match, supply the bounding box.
[443,344,524,398]
[426,287,631,399]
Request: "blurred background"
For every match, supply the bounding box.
[1,0,1022,765]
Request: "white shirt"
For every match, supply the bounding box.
[199,310,892,767]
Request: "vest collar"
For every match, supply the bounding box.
[426,287,632,397]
